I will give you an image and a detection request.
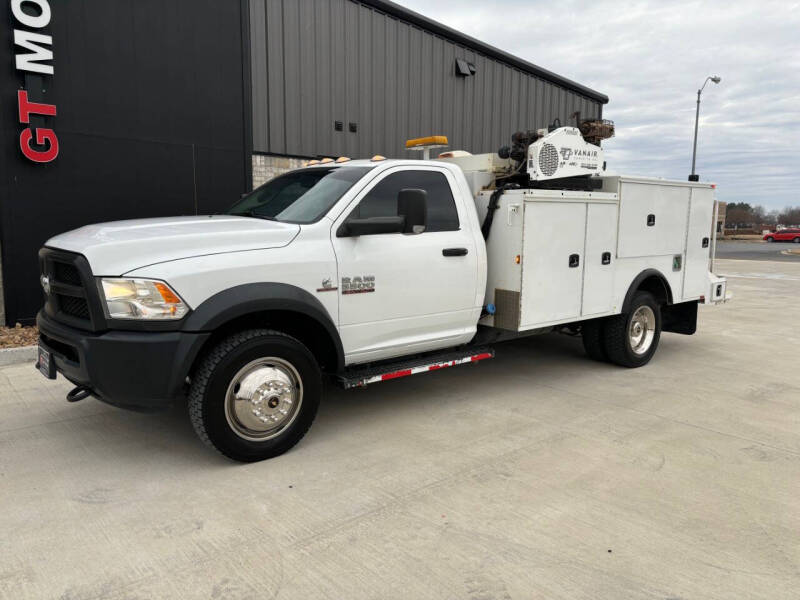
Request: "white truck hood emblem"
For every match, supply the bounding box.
[44,215,300,275]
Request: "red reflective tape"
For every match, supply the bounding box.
[471,353,492,362]
[382,369,412,381]
[428,361,454,371]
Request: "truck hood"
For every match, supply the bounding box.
[46,215,300,275]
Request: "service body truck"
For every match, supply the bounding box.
[36,123,727,461]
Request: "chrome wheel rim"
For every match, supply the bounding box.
[629,306,656,355]
[224,357,303,441]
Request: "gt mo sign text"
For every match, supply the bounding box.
[11,0,58,163]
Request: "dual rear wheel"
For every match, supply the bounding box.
[581,291,662,368]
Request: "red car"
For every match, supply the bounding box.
[764,228,800,243]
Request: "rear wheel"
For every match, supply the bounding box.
[793,237,800,244]
[581,318,608,361]
[766,237,774,242]
[189,329,321,462]
[602,291,661,368]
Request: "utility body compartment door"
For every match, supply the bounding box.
[682,187,714,300]
[582,202,618,316]
[616,181,689,258]
[520,201,586,326]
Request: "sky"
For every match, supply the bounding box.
[394,0,800,211]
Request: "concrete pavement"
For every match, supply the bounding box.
[1,258,799,599]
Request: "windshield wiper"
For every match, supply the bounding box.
[247,209,278,221]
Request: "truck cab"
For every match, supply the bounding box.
[37,131,727,462]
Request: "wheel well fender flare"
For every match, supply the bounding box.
[622,269,673,313]
[181,283,344,372]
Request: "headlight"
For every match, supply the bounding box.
[99,278,189,320]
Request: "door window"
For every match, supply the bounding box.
[352,170,459,232]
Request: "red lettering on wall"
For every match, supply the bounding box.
[16,90,58,163]
[20,127,59,162]
[17,89,56,122]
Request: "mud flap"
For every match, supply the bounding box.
[662,301,698,335]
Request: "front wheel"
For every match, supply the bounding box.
[189,329,321,462]
[766,237,774,242]
[602,292,662,368]
[793,237,800,244]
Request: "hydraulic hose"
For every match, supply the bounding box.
[481,185,510,241]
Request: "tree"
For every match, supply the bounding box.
[778,206,800,226]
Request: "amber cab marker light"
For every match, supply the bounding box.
[335,156,351,163]
[319,158,334,164]
[514,255,521,264]
[371,155,386,161]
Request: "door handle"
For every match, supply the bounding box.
[569,254,580,268]
[442,248,468,257]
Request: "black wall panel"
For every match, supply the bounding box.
[0,0,251,324]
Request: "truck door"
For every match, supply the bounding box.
[332,167,479,364]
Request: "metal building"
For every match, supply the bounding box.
[0,0,607,325]
[249,0,607,169]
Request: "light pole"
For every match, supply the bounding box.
[689,75,721,181]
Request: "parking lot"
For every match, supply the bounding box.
[1,257,798,600]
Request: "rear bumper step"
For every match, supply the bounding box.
[337,347,494,389]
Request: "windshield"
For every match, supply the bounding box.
[227,166,373,223]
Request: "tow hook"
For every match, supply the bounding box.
[66,386,93,403]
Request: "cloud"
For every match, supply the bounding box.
[394,0,800,210]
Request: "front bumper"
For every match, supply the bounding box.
[37,311,210,412]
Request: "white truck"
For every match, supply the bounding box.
[36,124,727,462]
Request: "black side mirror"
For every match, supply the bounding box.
[398,188,427,234]
[337,216,405,237]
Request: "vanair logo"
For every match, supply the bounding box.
[560,147,598,161]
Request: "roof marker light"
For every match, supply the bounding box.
[335,156,351,163]
[319,158,334,164]
[307,159,320,166]
[405,135,449,159]
[371,155,386,161]
[405,135,449,148]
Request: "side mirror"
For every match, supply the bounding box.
[398,188,427,234]
[337,216,406,237]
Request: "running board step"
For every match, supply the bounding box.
[336,347,494,389]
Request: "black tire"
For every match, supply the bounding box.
[581,318,608,361]
[189,329,321,462]
[766,237,774,242]
[793,237,800,244]
[602,291,662,368]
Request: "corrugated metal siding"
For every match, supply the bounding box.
[250,0,603,158]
